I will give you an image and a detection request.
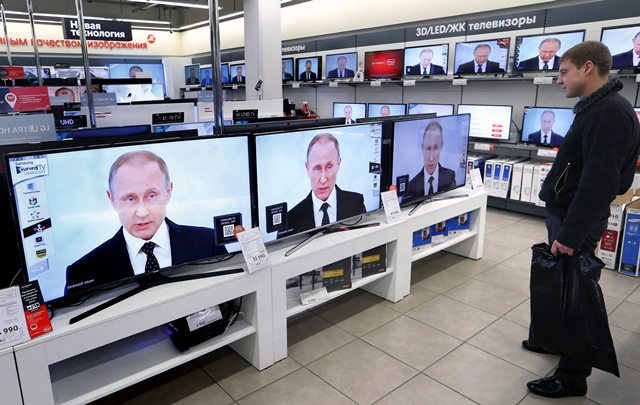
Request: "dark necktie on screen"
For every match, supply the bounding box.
[320,202,330,226]
[543,61,549,70]
[428,176,435,195]
[306,72,310,80]
[141,241,160,273]
[339,70,343,78]
[423,67,427,75]
[476,65,482,73]
[543,134,548,144]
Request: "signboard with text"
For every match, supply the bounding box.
[0,87,50,112]
[62,18,133,42]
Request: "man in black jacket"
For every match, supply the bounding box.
[524,41,640,398]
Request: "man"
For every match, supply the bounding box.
[527,110,564,146]
[456,44,505,74]
[517,38,562,71]
[611,31,640,68]
[200,69,213,86]
[282,62,293,81]
[379,105,391,117]
[406,121,457,199]
[343,105,356,124]
[231,66,245,84]
[128,65,143,79]
[408,48,446,75]
[299,60,317,81]
[524,41,639,398]
[65,151,227,296]
[186,67,200,85]
[327,56,355,78]
[277,133,366,238]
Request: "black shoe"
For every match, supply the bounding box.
[527,377,587,398]
[522,340,552,354]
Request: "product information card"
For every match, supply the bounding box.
[381,190,403,224]
[237,227,271,273]
[0,287,30,350]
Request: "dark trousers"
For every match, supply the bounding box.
[530,212,608,383]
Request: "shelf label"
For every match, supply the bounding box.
[292,82,300,88]
[474,142,493,151]
[371,81,382,87]
[236,227,270,273]
[533,76,553,85]
[636,75,640,83]
[300,287,329,306]
[381,189,402,224]
[470,168,485,192]
[537,148,558,158]
[452,78,467,86]
[403,80,416,87]
[186,305,223,332]
[329,81,338,88]
[0,287,30,350]
[232,84,239,90]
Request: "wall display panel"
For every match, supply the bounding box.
[325,52,357,79]
[230,63,247,84]
[513,30,585,72]
[456,104,512,140]
[403,44,449,76]
[521,106,575,147]
[364,49,404,80]
[185,64,201,86]
[296,56,322,81]
[601,24,640,69]
[453,38,510,74]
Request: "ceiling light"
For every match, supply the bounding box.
[175,20,208,30]
[125,0,209,9]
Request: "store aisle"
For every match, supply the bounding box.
[96,208,640,405]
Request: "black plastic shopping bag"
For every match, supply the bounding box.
[529,243,619,377]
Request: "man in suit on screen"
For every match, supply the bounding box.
[327,56,355,79]
[517,38,562,71]
[406,121,457,200]
[65,151,226,296]
[277,133,366,238]
[282,62,293,81]
[231,66,246,84]
[456,44,505,74]
[408,48,446,75]
[527,110,564,146]
[299,60,318,81]
[611,31,640,68]
[186,67,200,85]
[343,105,357,124]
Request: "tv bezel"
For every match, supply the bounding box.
[512,29,586,73]
[456,104,513,142]
[294,56,323,82]
[600,23,640,70]
[366,103,407,118]
[407,103,456,116]
[520,105,575,147]
[453,37,511,75]
[332,102,367,119]
[402,43,450,77]
[324,51,358,79]
[363,48,405,80]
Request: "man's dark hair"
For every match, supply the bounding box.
[559,40,611,77]
[109,151,170,192]
[634,31,640,40]
[306,133,341,162]
[337,56,347,63]
[539,37,561,49]
[473,44,491,53]
[423,121,444,146]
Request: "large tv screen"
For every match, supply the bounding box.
[333,102,366,124]
[184,64,201,86]
[391,114,470,205]
[230,63,246,84]
[367,103,406,118]
[601,24,640,69]
[513,30,585,72]
[454,38,510,74]
[408,103,455,117]
[325,52,357,79]
[521,107,575,147]
[255,123,383,242]
[199,66,214,86]
[296,56,322,82]
[364,49,404,80]
[108,63,167,95]
[5,136,252,303]
[457,104,512,140]
[404,44,449,76]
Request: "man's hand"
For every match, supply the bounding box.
[551,240,574,256]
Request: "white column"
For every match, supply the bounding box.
[243,0,283,101]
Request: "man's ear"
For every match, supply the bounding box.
[166,182,173,199]
[107,190,115,207]
[305,162,309,171]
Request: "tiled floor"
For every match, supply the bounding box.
[96,208,640,405]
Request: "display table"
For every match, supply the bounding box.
[1,346,22,405]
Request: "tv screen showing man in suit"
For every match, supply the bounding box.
[200,67,213,85]
[368,103,406,118]
[333,102,366,123]
[513,31,585,72]
[230,64,246,84]
[601,25,640,69]
[454,38,510,74]
[255,123,383,242]
[297,57,321,81]
[185,65,200,85]
[404,45,448,76]
[6,137,252,302]
[392,115,470,204]
[326,53,357,79]
[521,107,575,147]
[282,59,294,81]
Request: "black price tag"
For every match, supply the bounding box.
[232,109,258,124]
[152,112,185,125]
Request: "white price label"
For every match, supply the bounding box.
[329,81,338,88]
[533,76,553,85]
[403,80,416,87]
[636,75,640,83]
[0,287,29,350]
[292,82,301,88]
[474,142,493,151]
[186,305,223,332]
[470,168,485,192]
[371,80,382,87]
[452,78,467,86]
[232,84,239,90]
[300,287,329,306]
[537,148,558,158]
[381,190,403,224]
[236,227,271,273]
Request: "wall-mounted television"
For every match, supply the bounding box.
[220,63,230,84]
[199,66,213,86]
[367,103,406,118]
[281,58,294,82]
[456,104,512,140]
[364,49,404,80]
[404,44,449,76]
[513,30,585,72]
[521,106,575,147]
[325,52,357,79]
[600,24,640,70]
[391,114,470,205]
[254,122,383,242]
[108,63,167,95]
[333,102,366,124]
[184,64,200,86]
[5,135,252,303]
[230,63,246,84]
[407,103,455,117]
[454,38,510,75]
[295,56,322,82]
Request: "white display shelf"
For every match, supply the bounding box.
[0,346,22,405]
[411,231,478,262]
[286,269,393,318]
[50,320,254,405]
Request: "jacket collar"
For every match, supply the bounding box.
[574,77,622,114]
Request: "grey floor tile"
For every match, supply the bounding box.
[198,349,301,400]
[444,279,528,316]
[374,374,476,405]
[172,384,235,405]
[485,231,542,252]
[502,221,548,240]
[406,295,498,341]
[504,299,531,328]
[500,249,535,273]
[428,253,472,270]
[482,241,523,264]
[625,285,640,305]
[445,257,497,278]
[287,312,356,365]
[598,270,640,300]
[586,364,640,405]
[307,340,418,405]
[610,325,640,372]
[415,269,470,293]
[425,344,537,405]
[519,393,598,404]
[604,294,624,316]
[379,284,438,313]
[362,315,462,371]
[468,318,559,377]
[237,368,355,405]
[608,301,640,333]
[475,264,531,296]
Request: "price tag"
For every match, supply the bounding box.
[636,75,640,83]
[370,81,382,87]
[533,76,553,85]
[300,287,329,306]
[0,287,30,350]
[537,148,558,158]
[470,168,485,192]
[474,142,493,151]
[232,84,239,90]
[381,190,402,224]
[292,82,300,88]
[236,227,271,273]
[186,305,223,332]
[403,80,416,87]
[329,81,338,88]
[452,78,467,86]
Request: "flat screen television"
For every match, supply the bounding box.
[254,122,383,242]
[47,86,82,104]
[453,38,510,75]
[513,30,585,73]
[364,49,404,80]
[325,52,357,79]
[333,102,366,123]
[404,44,449,76]
[103,83,165,103]
[295,56,322,82]
[521,106,575,147]
[220,63,230,84]
[108,63,167,95]
[57,124,152,140]
[199,66,214,86]
[53,67,110,79]
[390,114,470,205]
[281,58,294,82]
[24,67,52,80]
[5,135,252,303]
[600,24,640,70]
[230,63,246,84]
[457,104,512,140]
[184,64,201,86]
[408,103,455,117]
[367,103,406,118]
[153,122,214,136]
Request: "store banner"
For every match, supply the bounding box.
[62,18,133,42]
[0,66,25,80]
[281,40,317,55]
[0,114,57,145]
[0,87,50,112]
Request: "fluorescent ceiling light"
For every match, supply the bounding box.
[220,11,244,20]
[176,20,208,30]
[125,0,209,9]
[2,9,170,25]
